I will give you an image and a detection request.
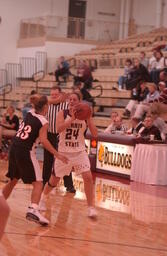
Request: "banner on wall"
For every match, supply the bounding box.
[96,141,134,176]
[95,177,130,213]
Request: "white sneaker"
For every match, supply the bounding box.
[26,207,49,226]
[39,199,47,212]
[88,207,97,219]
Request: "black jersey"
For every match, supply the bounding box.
[12,110,48,151]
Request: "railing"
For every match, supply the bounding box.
[19,52,47,79]
[0,51,48,107]
[36,51,47,74]
[32,70,45,92]
[20,16,155,42]
[5,63,22,89]
[0,83,12,108]
[0,69,7,88]
[20,57,36,78]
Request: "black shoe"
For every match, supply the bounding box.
[112,87,118,91]
[66,187,76,193]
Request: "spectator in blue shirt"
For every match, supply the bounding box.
[55,56,70,84]
[118,59,133,90]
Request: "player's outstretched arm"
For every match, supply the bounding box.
[39,124,68,163]
[87,117,98,138]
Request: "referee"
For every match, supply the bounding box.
[43,86,75,192]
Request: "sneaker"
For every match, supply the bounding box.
[26,207,49,226]
[88,207,97,219]
[66,187,76,193]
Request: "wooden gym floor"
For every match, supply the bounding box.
[0,159,167,256]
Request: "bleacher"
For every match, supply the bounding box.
[0,27,167,130]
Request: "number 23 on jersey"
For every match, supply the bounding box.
[16,122,32,140]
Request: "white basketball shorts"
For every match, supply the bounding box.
[53,151,90,177]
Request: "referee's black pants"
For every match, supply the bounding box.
[42,132,74,189]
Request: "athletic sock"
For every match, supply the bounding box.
[29,203,38,210]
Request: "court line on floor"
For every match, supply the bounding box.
[5,231,167,253]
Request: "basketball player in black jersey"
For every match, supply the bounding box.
[2,95,68,226]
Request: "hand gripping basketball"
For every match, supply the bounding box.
[74,102,92,120]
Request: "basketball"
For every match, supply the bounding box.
[74,102,92,120]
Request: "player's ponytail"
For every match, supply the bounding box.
[30,94,48,112]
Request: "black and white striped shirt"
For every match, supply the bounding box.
[47,101,68,133]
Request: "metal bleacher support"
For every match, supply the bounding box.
[6,63,22,90]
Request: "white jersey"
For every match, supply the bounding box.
[58,111,87,153]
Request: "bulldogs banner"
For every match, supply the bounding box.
[96,141,134,176]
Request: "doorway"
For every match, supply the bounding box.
[68,0,87,39]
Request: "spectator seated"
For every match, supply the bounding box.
[0,105,19,153]
[126,117,144,135]
[150,80,167,121]
[149,51,165,85]
[133,83,159,120]
[55,56,70,85]
[118,58,133,90]
[73,81,95,107]
[74,60,93,89]
[126,58,150,90]
[62,69,72,83]
[139,115,162,141]
[123,81,149,117]
[104,115,127,134]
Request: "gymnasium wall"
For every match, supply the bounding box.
[0,0,121,69]
[17,41,96,73]
[133,0,156,33]
[1,0,167,70]
[0,0,51,69]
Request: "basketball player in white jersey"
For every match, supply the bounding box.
[0,191,10,240]
[2,95,68,226]
[40,92,98,217]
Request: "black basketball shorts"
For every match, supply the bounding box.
[6,145,42,184]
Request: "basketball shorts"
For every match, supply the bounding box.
[53,151,90,177]
[6,145,42,184]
